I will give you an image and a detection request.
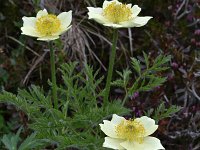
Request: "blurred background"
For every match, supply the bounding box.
[0,0,200,149]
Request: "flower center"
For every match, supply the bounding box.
[116,119,145,143]
[36,14,61,36]
[103,2,132,23]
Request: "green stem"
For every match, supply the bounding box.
[122,88,129,106]
[49,42,58,109]
[122,93,129,106]
[104,29,118,105]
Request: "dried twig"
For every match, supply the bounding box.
[7,36,41,57]
[22,51,48,85]
[188,81,200,101]
[174,0,191,20]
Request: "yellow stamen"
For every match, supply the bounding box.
[103,2,132,23]
[116,119,145,143]
[36,14,61,36]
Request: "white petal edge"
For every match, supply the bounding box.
[103,0,122,9]
[135,116,158,136]
[57,10,72,29]
[103,137,125,150]
[99,120,118,138]
[131,5,142,17]
[102,0,111,9]
[111,114,126,125]
[132,16,153,27]
[21,27,41,37]
[22,17,36,28]
[120,137,165,150]
[54,25,72,36]
[103,23,123,28]
[127,4,132,8]
[36,9,48,18]
[87,11,109,24]
[119,20,140,28]
[37,35,59,41]
[87,7,103,14]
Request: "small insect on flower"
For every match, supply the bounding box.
[100,114,165,150]
[21,9,72,41]
[87,0,152,28]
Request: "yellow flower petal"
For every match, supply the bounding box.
[103,137,125,150]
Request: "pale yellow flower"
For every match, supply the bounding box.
[21,9,72,41]
[87,0,152,28]
[100,114,165,150]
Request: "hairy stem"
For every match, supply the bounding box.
[49,42,58,109]
[104,29,118,105]
[122,88,129,106]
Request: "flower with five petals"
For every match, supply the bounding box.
[87,0,152,28]
[21,9,72,41]
[100,114,165,150]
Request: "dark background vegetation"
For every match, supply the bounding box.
[0,0,200,149]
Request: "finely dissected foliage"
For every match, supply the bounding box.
[144,102,181,123]
[0,62,130,149]
[112,52,172,105]
[0,54,180,149]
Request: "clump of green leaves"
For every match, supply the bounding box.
[0,62,130,149]
[0,54,180,149]
[1,127,47,150]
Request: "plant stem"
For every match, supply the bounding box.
[122,88,129,106]
[104,29,118,105]
[122,93,129,106]
[49,42,58,109]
